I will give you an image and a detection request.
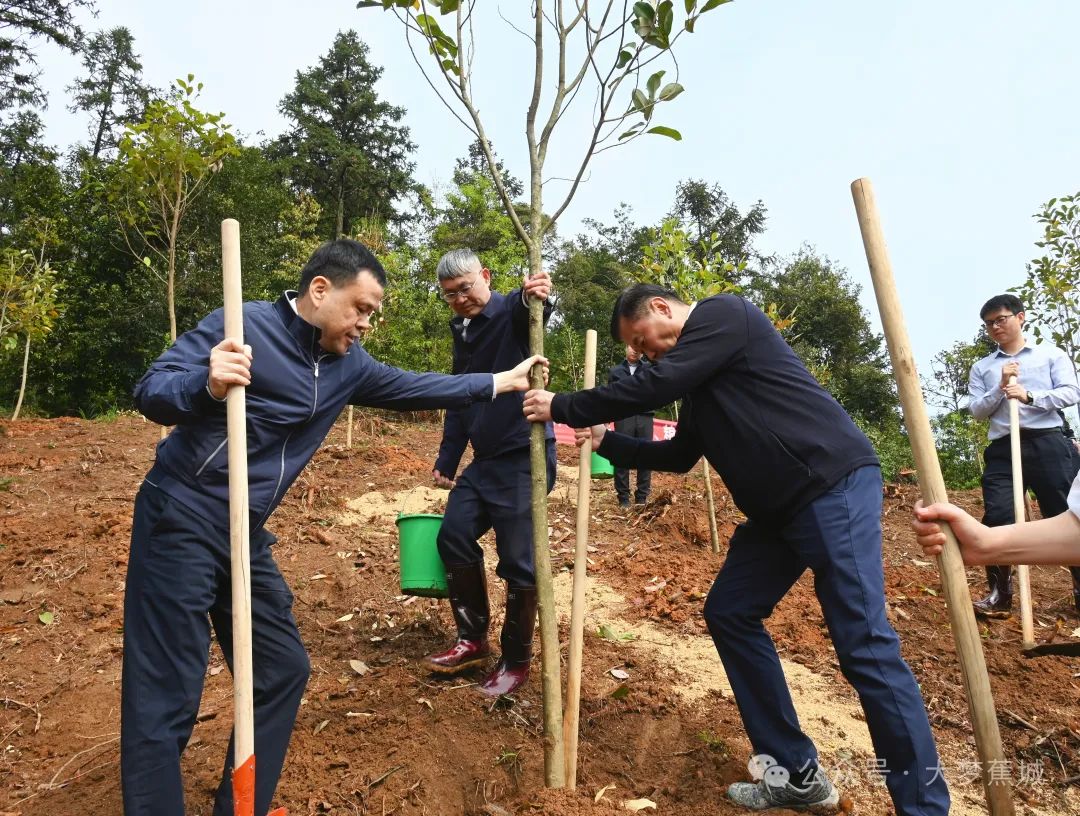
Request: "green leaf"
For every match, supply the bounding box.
[611,684,631,700]
[618,126,643,141]
[646,70,665,97]
[684,16,696,33]
[701,0,732,10]
[633,2,655,22]
[438,0,460,11]
[684,0,697,12]
[658,82,684,101]
[657,0,674,40]
[647,125,682,140]
[616,48,635,69]
[631,89,648,112]
[39,611,54,625]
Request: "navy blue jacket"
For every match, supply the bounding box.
[552,295,879,524]
[434,288,554,479]
[607,358,655,416]
[135,293,494,530]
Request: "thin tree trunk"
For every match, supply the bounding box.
[11,335,29,420]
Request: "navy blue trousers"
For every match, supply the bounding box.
[437,442,556,588]
[982,430,1079,526]
[613,414,654,503]
[121,483,310,816]
[703,466,949,815]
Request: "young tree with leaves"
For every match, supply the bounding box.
[358,0,735,786]
[111,76,238,344]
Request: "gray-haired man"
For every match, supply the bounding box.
[424,249,556,695]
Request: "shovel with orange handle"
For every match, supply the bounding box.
[222,218,287,816]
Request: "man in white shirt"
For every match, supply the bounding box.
[966,294,1080,616]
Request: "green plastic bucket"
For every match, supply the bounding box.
[591,451,615,479]
[396,513,449,597]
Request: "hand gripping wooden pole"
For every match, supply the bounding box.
[851,179,1015,815]
[222,219,257,816]
[1008,377,1036,649]
[563,329,596,789]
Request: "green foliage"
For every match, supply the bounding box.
[271,31,416,240]
[0,0,92,112]
[854,415,913,484]
[1012,192,1080,374]
[638,217,740,301]
[112,75,239,340]
[66,27,154,159]
[749,249,897,425]
[932,410,987,489]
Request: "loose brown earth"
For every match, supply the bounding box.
[2,415,1080,815]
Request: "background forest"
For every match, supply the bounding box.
[3,2,1079,489]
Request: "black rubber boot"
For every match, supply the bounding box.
[973,565,1013,617]
[422,563,491,674]
[478,586,537,696]
[1070,567,1080,616]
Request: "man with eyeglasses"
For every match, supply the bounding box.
[422,248,555,696]
[967,294,1080,616]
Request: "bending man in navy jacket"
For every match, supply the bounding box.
[425,248,555,696]
[522,285,948,815]
[125,240,543,816]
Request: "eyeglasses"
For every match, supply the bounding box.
[982,314,1016,330]
[440,274,480,302]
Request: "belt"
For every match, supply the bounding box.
[991,427,1063,442]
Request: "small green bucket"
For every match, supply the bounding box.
[396,513,449,598]
[591,451,615,479]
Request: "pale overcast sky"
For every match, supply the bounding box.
[31,0,1080,386]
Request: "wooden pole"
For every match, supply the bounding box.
[851,178,1014,815]
[222,219,256,816]
[563,329,596,788]
[346,405,354,448]
[1008,377,1035,649]
[528,292,565,787]
[702,461,720,553]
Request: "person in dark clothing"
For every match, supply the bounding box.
[124,239,544,816]
[966,294,1080,617]
[424,248,556,696]
[608,345,654,506]
[522,285,948,815]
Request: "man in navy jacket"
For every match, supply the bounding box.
[608,345,654,506]
[125,240,542,816]
[522,284,948,815]
[425,248,555,696]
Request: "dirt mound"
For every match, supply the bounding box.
[2,417,1079,814]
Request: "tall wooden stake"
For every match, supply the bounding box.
[564,329,596,788]
[1008,377,1035,649]
[851,178,1015,815]
[222,219,256,816]
[528,293,565,787]
[702,461,720,553]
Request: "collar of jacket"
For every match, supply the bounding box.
[276,291,325,359]
[451,288,507,332]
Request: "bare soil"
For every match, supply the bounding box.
[2,415,1080,815]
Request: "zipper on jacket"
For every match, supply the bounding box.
[258,350,327,529]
